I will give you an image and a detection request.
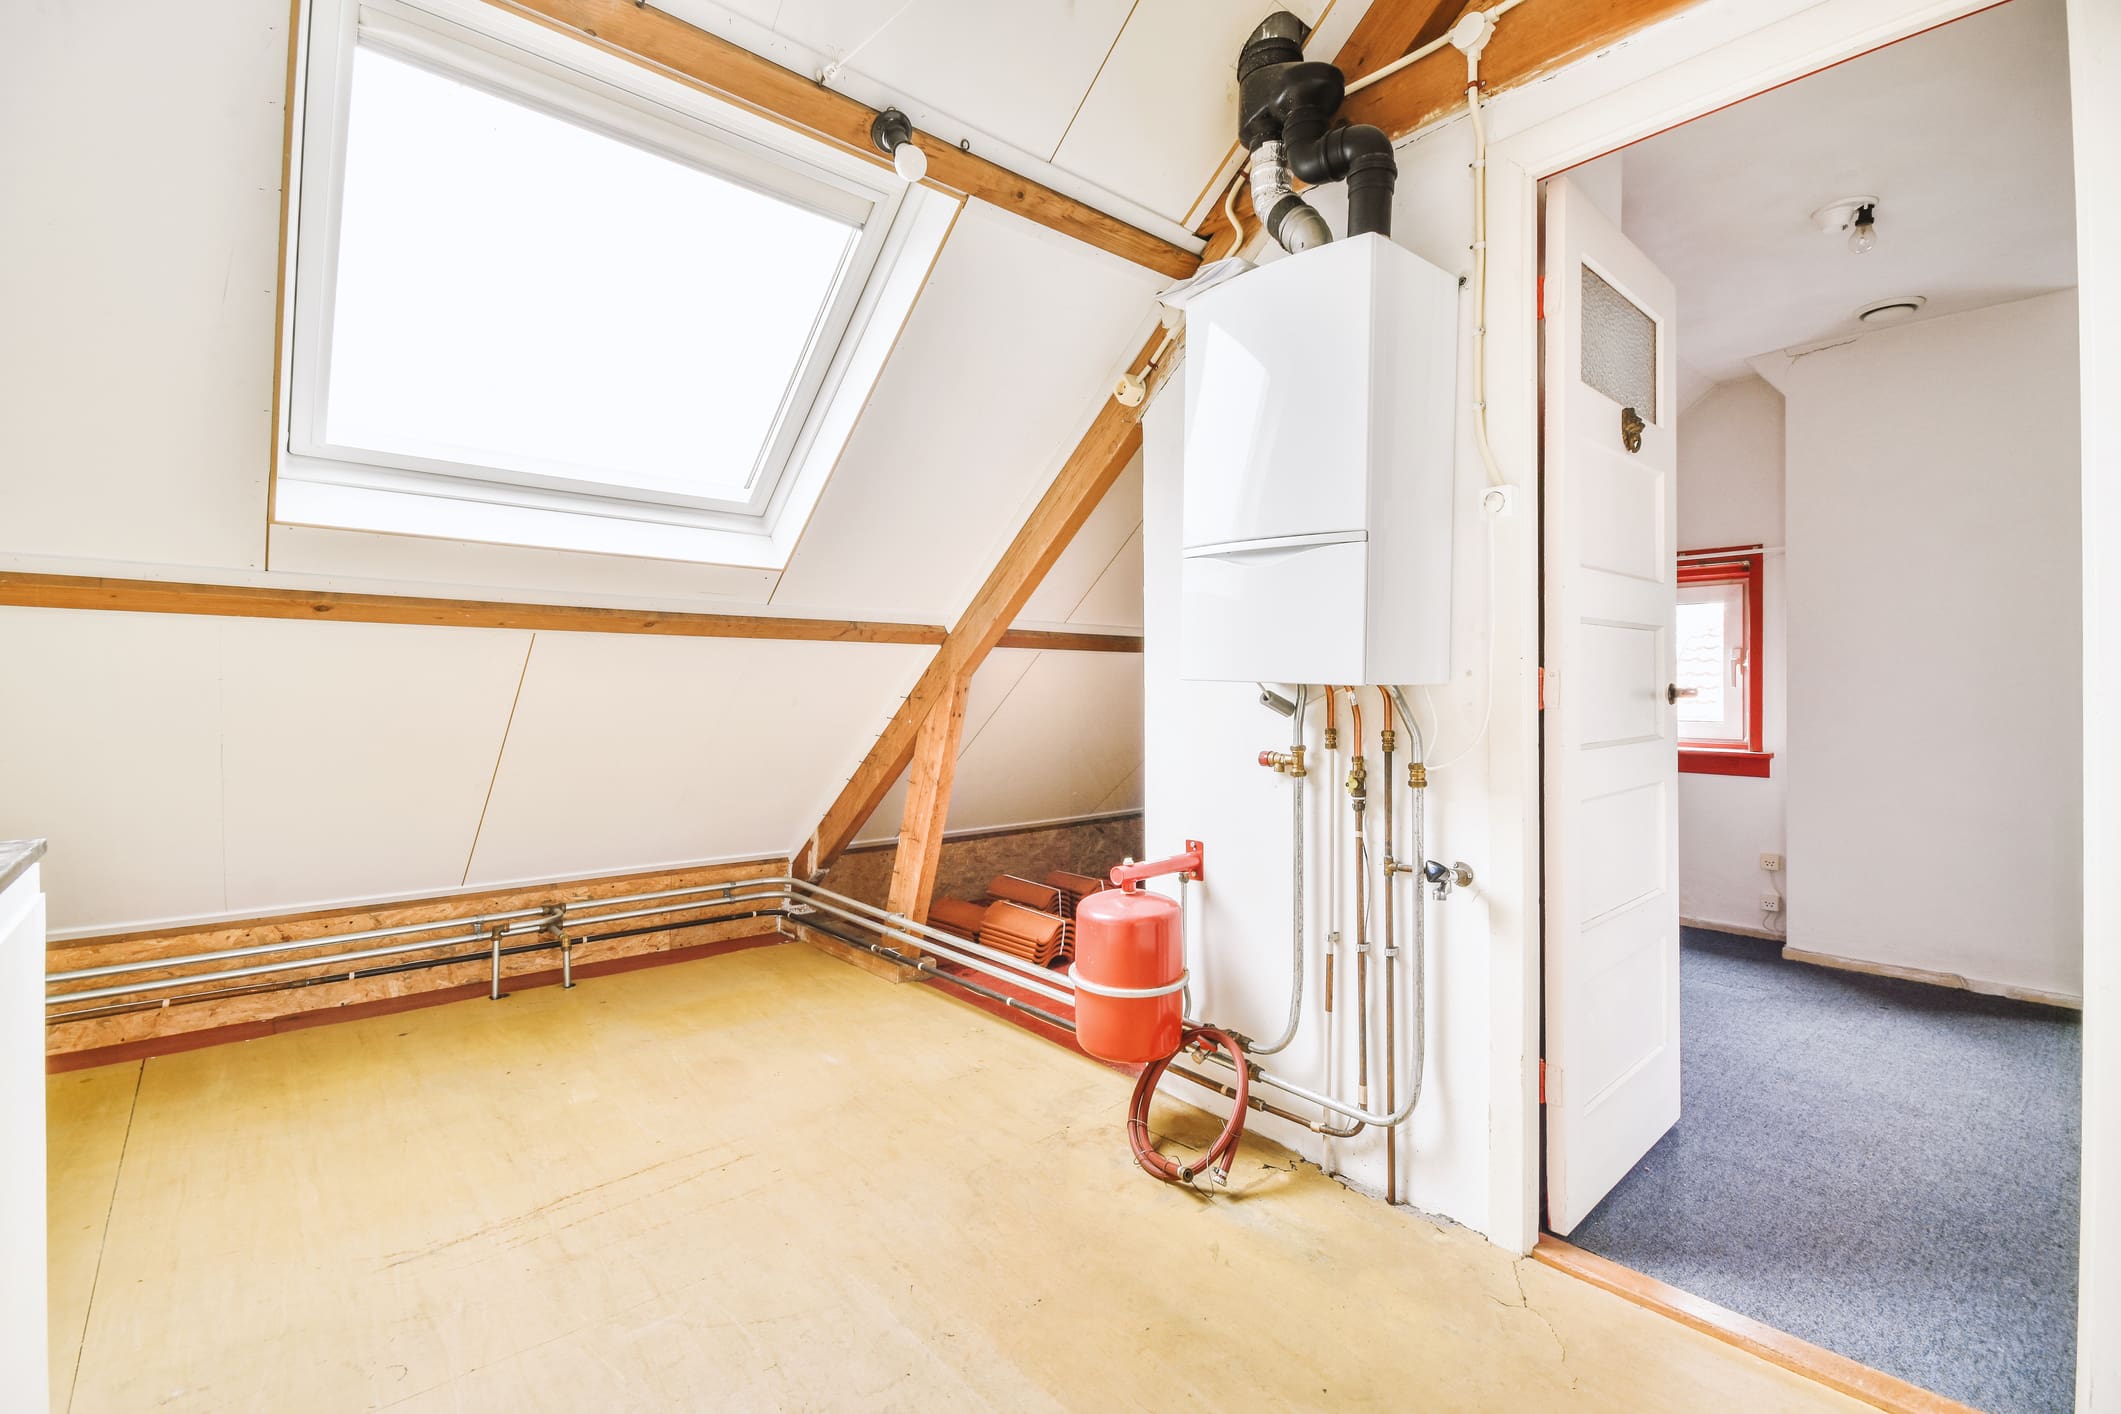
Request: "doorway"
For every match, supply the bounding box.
[1536,3,2082,1408]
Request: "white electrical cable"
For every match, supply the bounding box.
[1465,63,1508,489]
[1342,0,1530,97]
[817,0,921,83]
[1341,31,1456,97]
[1223,170,1250,252]
[1421,516,1500,772]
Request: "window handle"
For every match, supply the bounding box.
[1667,683,1698,704]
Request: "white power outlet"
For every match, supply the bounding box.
[1760,853,1783,872]
[1761,896,1783,914]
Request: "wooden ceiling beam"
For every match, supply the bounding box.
[485,0,1202,280]
[1336,0,1469,85]
[1337,0,1705,138]
[793,329,1165,879]
[0,573,1148,651]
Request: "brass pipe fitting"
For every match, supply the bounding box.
[1345,754,1368,802]
[1258,745,1308,777]
[1323,725,1339,750]
[1407,761,1427,790]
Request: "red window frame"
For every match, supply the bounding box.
[1677,544,1772,778]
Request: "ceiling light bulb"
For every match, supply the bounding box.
[892,141,928,184]
[1847,203,1878,255]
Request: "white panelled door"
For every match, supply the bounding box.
[1541,177,1682,1236]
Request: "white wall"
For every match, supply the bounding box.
[1676,375,1788,933]
[0,608,930,937]
[0,0,1164,933]
[2066,2,2117,1402]
[1142,141,1516,1239]
[1768,291,2082,1000]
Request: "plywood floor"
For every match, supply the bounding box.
[47,940,1864,1412]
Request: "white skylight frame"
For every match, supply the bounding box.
[277,0,945,560]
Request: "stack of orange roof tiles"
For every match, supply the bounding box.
[924,869,1118,971]
[977,899,1068,967]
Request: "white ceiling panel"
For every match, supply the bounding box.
[944,648,1143,830]
[773,0,1138,159]
[1054,0,1324,222]
[0,609,227,935]
[1016,454,1142,625]
[855,647,1038,844]
[1610,0,2074,387]
[216,619,531,915]
[854,645,1142,843]
[771,200,1161,621]
[1063,524,1144,628]
[465,632,929,885]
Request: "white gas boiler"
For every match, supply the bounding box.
[1179,233,1456,685]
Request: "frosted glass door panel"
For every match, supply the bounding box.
[1580,265,1658,422]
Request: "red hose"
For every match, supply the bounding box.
[1126,1025,1250,1184]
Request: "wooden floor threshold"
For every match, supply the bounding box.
[1531,1236,1979,1414]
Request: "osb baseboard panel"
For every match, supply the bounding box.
[824,813,1144,912]
[45,858,786,1059]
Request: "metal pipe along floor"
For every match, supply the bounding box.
[47,940,1863,1412]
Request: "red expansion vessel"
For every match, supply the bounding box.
[1069,844,1198,1065]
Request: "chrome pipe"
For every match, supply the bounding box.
[787,878,1077,995]
[47,908,547,983]
[53,929,494,1004]
[789,896,1074,1005]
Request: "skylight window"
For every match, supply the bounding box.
[277,0,952,564]
[325,44,857,501]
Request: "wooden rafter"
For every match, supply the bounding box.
[0,573,1147,651]
[1336,0,1468,84]
[484,0,1202,279]
[883,676,971,935]
[1338,0,1704,137]
[792,329,1167,880]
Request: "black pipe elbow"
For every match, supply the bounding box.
[1286,122,1397,240]
[1336,125,1398,240]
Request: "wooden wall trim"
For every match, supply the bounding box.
[791,329,1166,878]
[994,628,1143,653]
[0,573,1145,651]
[46,933,785,1074]
[44,859,789,1059]
[1,572,944,644]
[485,0,1201,279]
[1531,1237,1980,1414]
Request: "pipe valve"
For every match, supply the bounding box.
[1259,746,1308,777]
[1345,754,1368,805]
[1422,859,1475,899]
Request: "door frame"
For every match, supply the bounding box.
[1475,0,2111,1398]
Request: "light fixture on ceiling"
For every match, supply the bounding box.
[1812,196,1881,255]
[869,108,927,184]
[1856,296,1927,325]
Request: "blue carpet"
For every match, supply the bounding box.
[1565,928,2080,1413]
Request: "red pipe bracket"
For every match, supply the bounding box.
[1109,841,1204,891]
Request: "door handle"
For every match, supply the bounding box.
[1667,683,1697,704]
[1622,406,1645,453]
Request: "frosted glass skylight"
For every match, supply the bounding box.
[319,42,859,501]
